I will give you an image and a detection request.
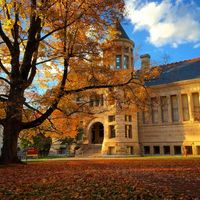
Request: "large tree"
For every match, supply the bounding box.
[0,0,152,164]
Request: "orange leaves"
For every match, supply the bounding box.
[48,110,80,139]
[0,158,200,199]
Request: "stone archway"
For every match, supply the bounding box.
[90,122,104,144]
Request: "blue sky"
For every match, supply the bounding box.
[123,0,200,67]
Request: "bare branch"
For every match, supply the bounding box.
[36,56,62,66]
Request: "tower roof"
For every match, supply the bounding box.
[116,22,130,40]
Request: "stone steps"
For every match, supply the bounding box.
[75,144,102,157]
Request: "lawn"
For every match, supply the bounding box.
[0,158,200,199]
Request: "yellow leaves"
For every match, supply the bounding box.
[3,19,14,31]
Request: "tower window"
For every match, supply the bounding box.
[116,55,121,69]
[124,56,129,69]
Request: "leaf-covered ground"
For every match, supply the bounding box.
[0,158,200,199]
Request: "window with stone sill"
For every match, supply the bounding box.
[153,146,160,154]
[144,146,150,154]
[174,146,182,155]
[116,55,121,69]
[125,125,132,138]
[124,55,129,69]
[163,146,170,155]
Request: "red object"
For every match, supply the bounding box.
[27,148,38,155]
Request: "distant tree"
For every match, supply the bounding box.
[33,133,52,157]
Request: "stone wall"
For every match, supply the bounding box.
[138,78,200,156]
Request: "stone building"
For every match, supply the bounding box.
[74,23,200,157]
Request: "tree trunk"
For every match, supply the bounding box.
[0,124,21,164]
[0,85,24,165]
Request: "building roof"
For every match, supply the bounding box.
[116,22,130,40]
[145,58,200,86]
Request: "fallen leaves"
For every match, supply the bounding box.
[0,158,200,199]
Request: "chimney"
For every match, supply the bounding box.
[140,54,151,70]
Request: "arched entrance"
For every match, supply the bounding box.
[91,122,104,144]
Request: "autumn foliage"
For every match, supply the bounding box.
[0,158,200,199]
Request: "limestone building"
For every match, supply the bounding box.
[74,23,200,157]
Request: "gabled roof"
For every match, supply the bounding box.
[116,22,130,40]
[145,57,200,86]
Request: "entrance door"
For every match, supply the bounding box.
[91,122,104,144]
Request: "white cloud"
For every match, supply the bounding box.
[193,43,200,49]
[125,0,200,47]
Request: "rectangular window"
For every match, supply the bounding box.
[174,146,182,155]
[185,146,193,155]
[127,146,134,155]
[108,115,115,122]
[109,125,116,138]
[181,94,190,121]
[144,146,150,154]
[125,125,132,138]
[116,55,121,69]
[196,146,200,155]
[153,146,160,154]
[192,93,200,121]
[125,115,132,122]
[161,96,168,122]
[124,56,129,69]
[163,146,170,155]
[171,95,179,122]
[151,97,158,123]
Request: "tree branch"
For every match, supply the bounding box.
[0,22,13,54]
[21,72,137,130]
[0,77,10,85]
[0,59,10,77]
[64,73,136,95]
